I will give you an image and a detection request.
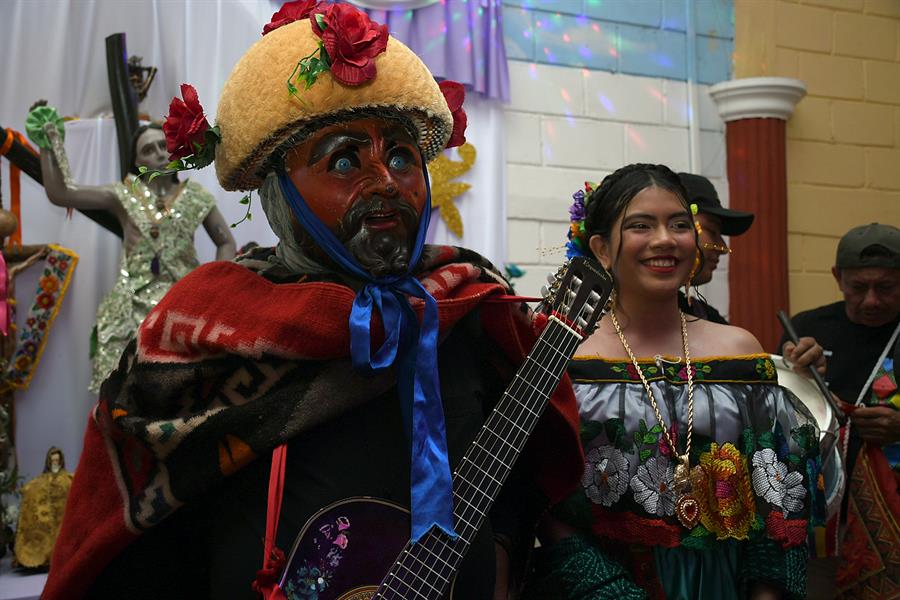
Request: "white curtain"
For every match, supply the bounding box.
[0,0,284,480]
[426,93,507,267]
[9,120,121,485]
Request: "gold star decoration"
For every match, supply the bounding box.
[427,142,476,238]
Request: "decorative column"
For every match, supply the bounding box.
[709,77,806,352]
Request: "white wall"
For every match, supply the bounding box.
[503,62,731,318]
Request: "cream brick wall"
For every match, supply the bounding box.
[504,63,729,309]
[735,0,900,314]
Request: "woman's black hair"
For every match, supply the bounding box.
[583,163,704,277]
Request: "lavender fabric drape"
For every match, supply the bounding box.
[362,0,509,102]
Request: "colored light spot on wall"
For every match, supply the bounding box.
[536,19,543,28]
[579,46,592,59]
[653,53,673,68]
[609,47,618,58]
[598,94,615,114]
[592,23,601,33]
[528,63,538,79]
[582,68,591,79]
[561,88,571,103]
[523,29,531,39]
[563,33,571,43]
[626,126,645,150]
[543,145,554,162]
[647,86,666,104]
[405,10,413,21]
[576,15,588,27]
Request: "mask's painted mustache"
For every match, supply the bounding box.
[336,195,419,243]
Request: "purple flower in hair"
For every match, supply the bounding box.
[569,189,586,222]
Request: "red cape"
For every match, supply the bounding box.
[45,255,583,598]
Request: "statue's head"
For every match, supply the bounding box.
[0,210,18,241]
[44,446,65,474]
[129,123,170,176]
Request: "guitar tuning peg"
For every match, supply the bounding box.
[540,285,550,298]
[546,273,556,284]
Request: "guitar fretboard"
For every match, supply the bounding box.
[373,317,582,599]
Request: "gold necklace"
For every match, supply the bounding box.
[609,304,701,529]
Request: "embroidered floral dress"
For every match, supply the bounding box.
[530,354,825,600]
[89,176,214,392]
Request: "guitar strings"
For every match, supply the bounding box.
[382,290,595,598]
[381,320,578,599]
[376,282,601,599]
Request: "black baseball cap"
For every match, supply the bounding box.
[836,223,900,270]
[678,172,754,236]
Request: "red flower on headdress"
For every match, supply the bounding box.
[311,3,388,86]
[162,84,210,161]
[262,0,318,36]
[438,80,467,148]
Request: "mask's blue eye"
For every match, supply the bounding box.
[334,157,354,173]
[389,153,408,171]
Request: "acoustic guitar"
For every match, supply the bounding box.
[278,256,614,600]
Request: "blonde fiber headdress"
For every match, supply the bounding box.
[215,18,453,191]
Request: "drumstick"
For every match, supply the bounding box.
[777,310,847,426]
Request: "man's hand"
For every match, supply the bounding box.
[493,542,510,600]
[851,406,900,446]
[781,336,826,377]
[749,582,783,600]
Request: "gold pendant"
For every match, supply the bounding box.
[675,493,701,529]
[674,454,691,486]
[673,458,702,529]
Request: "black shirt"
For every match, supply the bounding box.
[678,291,729,325]
[779,301,900,405]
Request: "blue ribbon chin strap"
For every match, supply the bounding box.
[277,170,457,542]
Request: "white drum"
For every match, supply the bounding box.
[772,354,834,438]
[771,354,844,517]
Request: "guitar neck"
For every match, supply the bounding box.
[374,316,582,599]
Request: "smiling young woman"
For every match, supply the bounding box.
[525,164,823,600]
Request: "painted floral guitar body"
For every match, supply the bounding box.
[280,498,453,600]
[280,257,614,600]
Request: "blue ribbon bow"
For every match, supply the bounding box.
[277,170,457,542]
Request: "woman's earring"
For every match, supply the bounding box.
[684,248,701,305]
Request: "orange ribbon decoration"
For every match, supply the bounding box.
[0,128,32,249]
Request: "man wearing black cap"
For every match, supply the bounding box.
[782,223,900,444]
[781,223,900,597]
[677,172,754,324]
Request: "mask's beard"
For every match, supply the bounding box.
[292,195,421,279]
[338,196,420,278]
